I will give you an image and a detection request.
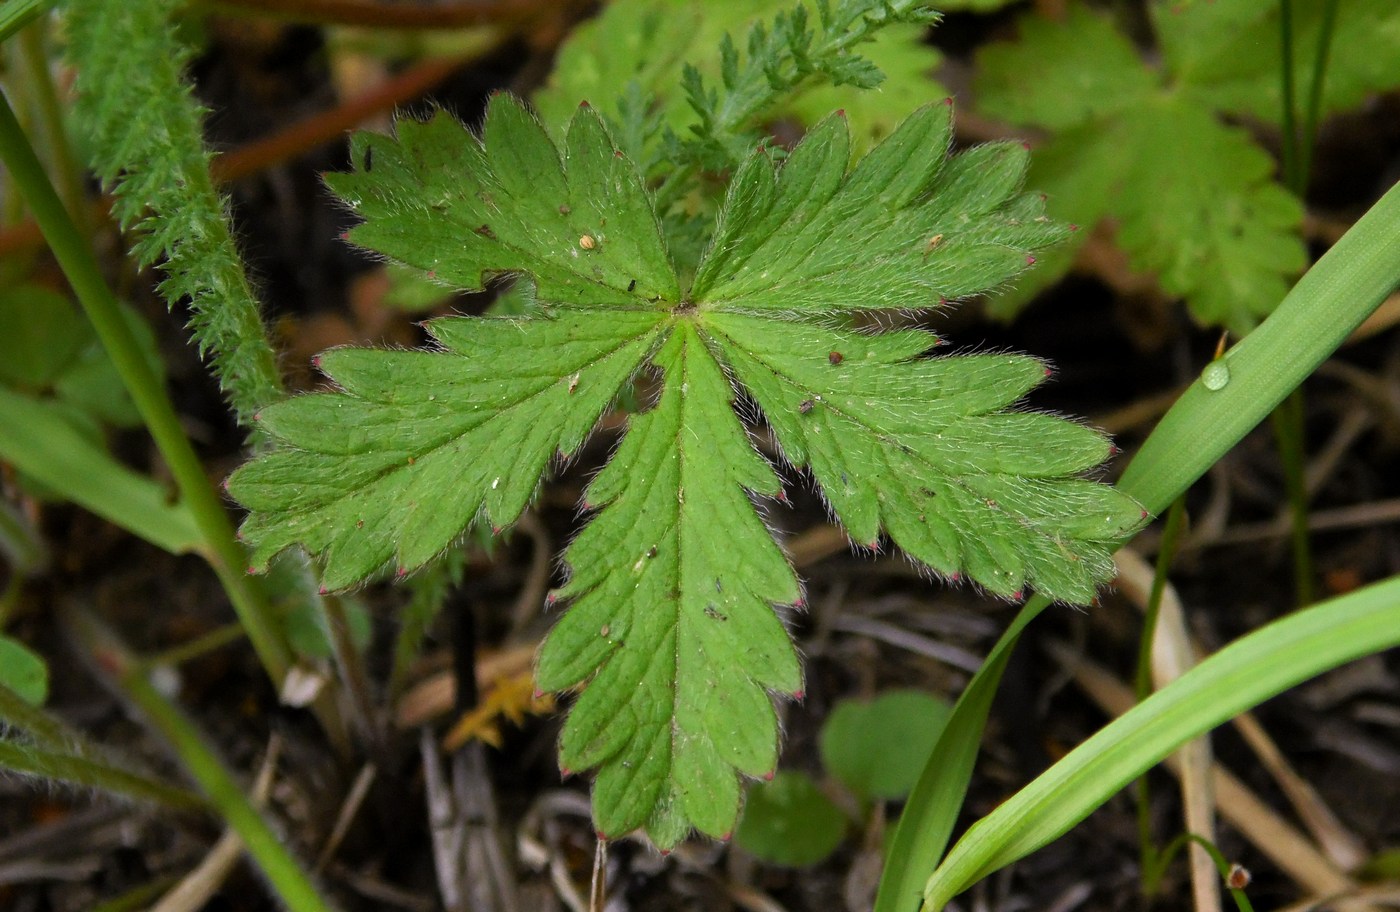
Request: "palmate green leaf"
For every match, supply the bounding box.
[536,323,801,842]
[1159,0,1400,123]
[327,96,680,306]
[231,93,1144,847]
[1110,100,1304,332]
[691,106,1064,308]
[228,310,664,589]
[974,1,1309,331]
[971,5,1153,132]
[707,314,1139,601]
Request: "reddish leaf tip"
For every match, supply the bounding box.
[533,689,545,700]
[246,565,258,575]
[942,96,954,106]
[1021,140,1031,150]
[949,572,961,583]
[763,769,775,781]
[395,567,408,579]
[544,591,559,607]
[579,99,591,108]
[835,108,846,118]
[659,848,671,857]
[719,831,732,843]
[311,355,322,369]
[317,586,329,596]
[1012,590,1024,601]
[1069,223,1080,232]
[491,525,503,536]
[561,767,574,778]
[1141,509,1150,520]
[792,597,806,610]
[1026,254,1037,266]
[792,689,806,701]
[338,230,350,241]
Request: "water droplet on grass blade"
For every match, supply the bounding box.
[1201,359,1230,391]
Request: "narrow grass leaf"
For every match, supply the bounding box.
[922,576,1400,907]
[0,388,201,555]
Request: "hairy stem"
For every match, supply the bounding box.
[0,739,207,811]
[0,91,293,687]
[65,0,284,429]
[0,681,207,810]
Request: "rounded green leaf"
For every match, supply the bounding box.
[0,635,49,706]
[735,771,847,867]
[821,689,952,801]
[0,286,87,389]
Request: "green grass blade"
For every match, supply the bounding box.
[922,574,1400,907]
[0,739,206,811]
[874,599,1046,912]
[0,388,201,555]
[63,605,340,912]
[1119,178,1400,514]
[0,681,207,810]
[0,0,53,44]
[0,680,71,747]
[0,498,46,576]
[877,180,1400,911]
